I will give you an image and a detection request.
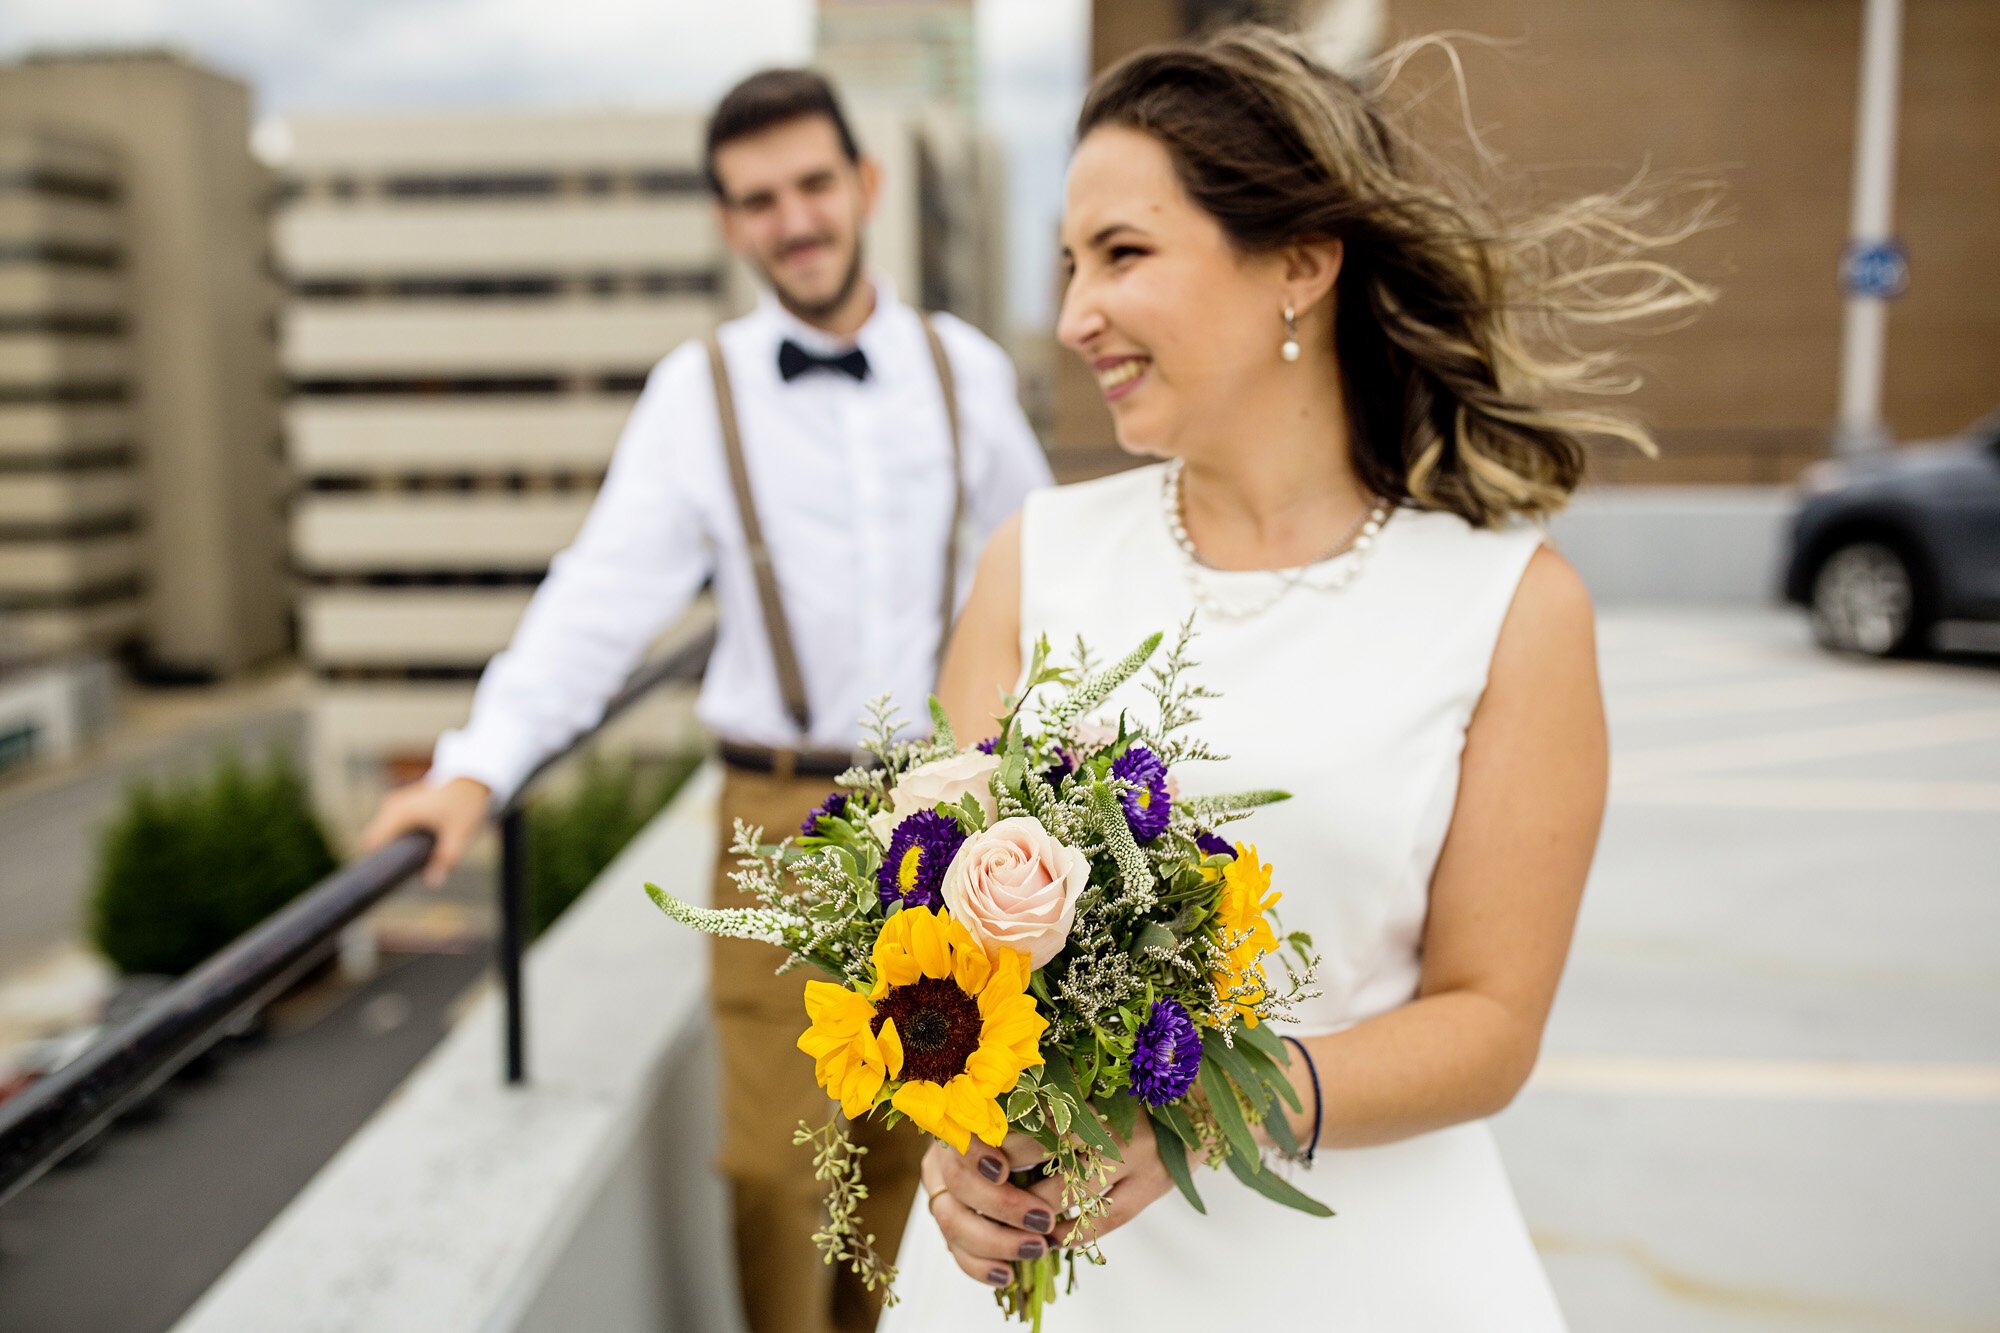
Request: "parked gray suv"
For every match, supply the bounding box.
[1784,411,2000,656]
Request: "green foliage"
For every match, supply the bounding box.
[525,752,700,938]
[90,748,337,977]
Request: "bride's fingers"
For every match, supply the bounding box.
[927,1141,1056,1238]
[929,1190,1055,1268]
[999,1130,1046,1168]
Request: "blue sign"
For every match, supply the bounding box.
[1841,240,1909,299]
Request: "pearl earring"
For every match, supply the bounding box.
[1280,304,1300,362]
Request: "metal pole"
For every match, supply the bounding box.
[498,807,528,1086]
[1835,0,1904,457]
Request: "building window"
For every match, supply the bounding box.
[632,170,704,195]
[0,242,121,270]
[382,173,562,199]
[0,170,118,203]
[0,723,39,775]
[0,313,125,337]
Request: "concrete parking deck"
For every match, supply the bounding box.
[1500,610,2000,1332]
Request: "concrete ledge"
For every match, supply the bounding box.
[1550,486,1793,606]
[176,764,744,1333]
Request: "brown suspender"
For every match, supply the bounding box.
[705,315,964,739]
[922,317,968,674]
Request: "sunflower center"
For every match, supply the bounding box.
[897,846,925,894]
[871,975,982,1085]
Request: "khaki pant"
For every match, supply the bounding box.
[710,766,927,1333]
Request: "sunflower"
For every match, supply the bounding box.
[796,907,1046,1152]
[1210,843,1281,1027]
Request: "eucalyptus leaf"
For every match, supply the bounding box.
[1099,1091,1139,1143]
[1068,1101,1122,1160]
[1156,1098,1202,1151]
[1234,1020,1288,1065]
[1199,1058,1260,1164]
[1146,1110,1206,1215]
[1262,1093,1300,1157]
[1223,1151,1333,1218]
[1231,1038,1304,1115]
[1042,1049,1084,1102]
[1204,1039,1268,1115]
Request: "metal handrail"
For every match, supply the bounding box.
[0,627,714,1208]
[489,628,715,1085]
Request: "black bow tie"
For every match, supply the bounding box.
[778,338,870,383]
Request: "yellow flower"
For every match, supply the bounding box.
[797,979,898,1120]
[1210,843,1281,1027]
[798,906,1045,1153]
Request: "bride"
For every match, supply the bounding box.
[877,26,1707,1331]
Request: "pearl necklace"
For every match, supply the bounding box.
[1162,459,1391,622]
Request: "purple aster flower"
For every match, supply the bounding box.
[1195,830,1236,860]
[1110,745,1172,842]
[800,791,848,837]
[975,736,1000,754]
[876,810,965,910]
[1128,999,1203,1105]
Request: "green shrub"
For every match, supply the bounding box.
[90,749,339,977]
[524,752,701,939]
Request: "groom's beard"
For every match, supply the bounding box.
[766,239,867,325]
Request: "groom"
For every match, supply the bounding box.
[360,69,1051,1333]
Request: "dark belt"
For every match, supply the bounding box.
[717,741,876,780]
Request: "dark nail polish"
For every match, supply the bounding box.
[1017,1238,1045,1260]
[1023,1208,1053,1233]
[978,1155,1005,1182]
[987,1266,1011,1286]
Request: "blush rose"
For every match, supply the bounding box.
[941,817,1089,968]
[891,750,1002,824]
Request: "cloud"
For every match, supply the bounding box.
[0,0,814,113]
[1,0,1083,325]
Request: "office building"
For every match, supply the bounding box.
[0,52,288,676]
[277,105,1009,834]
[1052,0,2000,484]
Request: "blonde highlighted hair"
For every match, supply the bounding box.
[1078,27,1714,525]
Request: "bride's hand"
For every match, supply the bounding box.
[1024,1112,1172,1247]
[919,1132,1057,1289]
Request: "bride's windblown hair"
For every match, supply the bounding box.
[1077,26,1716,526]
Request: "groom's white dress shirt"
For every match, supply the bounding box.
[426,278,1053,804]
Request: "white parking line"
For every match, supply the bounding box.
[1613,708,2000,784]
[1610,671,1922,724]
[1612,778,2000,812]
[1530,1055,2000,1102]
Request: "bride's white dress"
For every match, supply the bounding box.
[879,463,1568,1330]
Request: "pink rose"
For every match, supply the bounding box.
[1070,722,1118,752]
[941,817,1088,968]
[891,750,1002,824]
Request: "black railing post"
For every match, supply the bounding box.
[498,806,528,1086]
[0,626,713,1204]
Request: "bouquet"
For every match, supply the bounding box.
[647,623,1327,1327]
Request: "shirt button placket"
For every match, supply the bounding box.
[847,391,888,734]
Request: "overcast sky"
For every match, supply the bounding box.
[0,0,1088,327]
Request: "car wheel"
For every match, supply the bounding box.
[1809,540,1927,656]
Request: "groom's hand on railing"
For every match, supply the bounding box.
[359,776,492,888]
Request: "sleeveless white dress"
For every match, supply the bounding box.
[879,463,1568,1330]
